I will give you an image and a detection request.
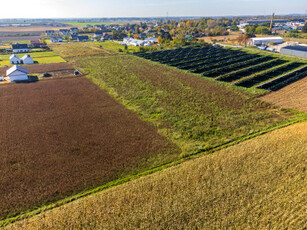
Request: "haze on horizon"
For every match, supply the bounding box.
[0,0,305,19]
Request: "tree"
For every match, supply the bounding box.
[302,23,307,33]
[236,34,249,46]
[255,26,270,35]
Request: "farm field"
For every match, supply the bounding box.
[260,77,307,113]
[73,52,299,155]
[49,42,117,58]
[0,51,66,67]
[7,121,307,229]
[90,41,141,53]
[134,45,307,91]
[0,36,42,42]
[0,26,71,33]
[0,77,179,220]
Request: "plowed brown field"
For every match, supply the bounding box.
[261,77,307,113]
[0,77,179,218]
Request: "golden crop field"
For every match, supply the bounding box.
[261,77,307,113]
[7,121,307,229]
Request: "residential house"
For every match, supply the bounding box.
[101,34,112,41]
[10,54,21,64]
[70,27,79,32]
[12,44,29,53]
[94,31,103,38]
[70,33,78,40]
[21,54,34,64]
[30,40,44,48]
[51,37,63,43]
[6,65,29,82]
[77,36,89,42]
[59,29,70,35]
[145,37,158,44]
[139,33,147,39]
[45,30,55,36]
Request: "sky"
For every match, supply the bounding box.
[0,0,306,18]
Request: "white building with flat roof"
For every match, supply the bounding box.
[251,37,284,46]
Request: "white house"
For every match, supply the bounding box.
[51,37,63,43]
[12,44,29,53]
[45,30,55,36]
[145,37,158,44]
[6,65,29,82]
[251,37,284,46]
[21,54,34,64]
[10,54,21,64]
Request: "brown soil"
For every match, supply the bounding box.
[0,36,42,41]
[260,77,307,113]
[0,26,72,33]
[0,77,179,218]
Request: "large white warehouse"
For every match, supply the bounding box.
[251,37,284,46]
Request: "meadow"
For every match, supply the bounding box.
[74,52,300,155]
[0,77,179,220]
[0,51,66,67]
[49,42,117,58]
[7,121,307,229]
[90,41,141,53]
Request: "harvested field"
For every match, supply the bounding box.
[50,43,118,58]
[0,62,73,75]
[7,121,307,229]
[75,54,296,154]
[0,36,41,41]
[260,77,307,113]
[0,26,72,33]
[0,77,179,219]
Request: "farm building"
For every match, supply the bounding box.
[45,30,55,36]
[12,44,29,53]
[21,54,34,64]
[77,36,89,42]
[251,37,284,46]
[6,65,29,82]
[10,54,21,64]
[280,45,307,58]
